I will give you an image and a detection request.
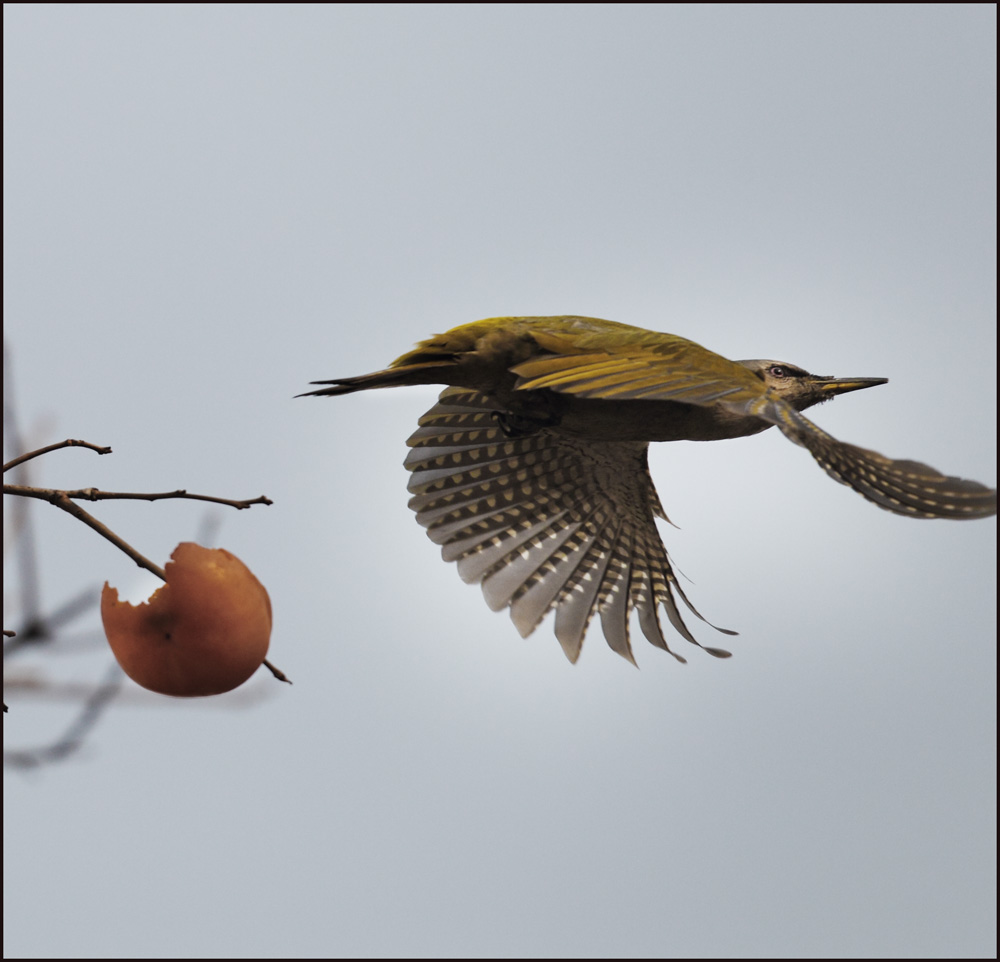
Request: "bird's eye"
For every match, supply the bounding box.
[768,365,789,378]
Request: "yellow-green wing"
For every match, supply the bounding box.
[511,329,764,406]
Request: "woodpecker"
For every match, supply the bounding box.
[303,316,996,665]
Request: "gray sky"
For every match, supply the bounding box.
[3,4,996,958]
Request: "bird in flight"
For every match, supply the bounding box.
[303,316,996,665]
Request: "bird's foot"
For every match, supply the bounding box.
[490,408,560,438]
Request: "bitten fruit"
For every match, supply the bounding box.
[102,542,272,696]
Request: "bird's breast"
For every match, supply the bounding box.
[497,391,774,443]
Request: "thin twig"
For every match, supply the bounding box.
[3,587,102,656]
[3,347,44,631]
[263,659,292,684]
[3,663,125,767]
[4,484,272,510]
[32,585,102,634]
[6,489,169,579]
[3,438,112,473]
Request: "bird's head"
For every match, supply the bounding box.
[737,360,888,412]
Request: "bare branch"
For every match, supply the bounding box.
[4,487,168,579]
[3,347,44,631]
[3,663,124,767]
[4,484,272,510]
[3,438,112,473]
[4,587,102,656]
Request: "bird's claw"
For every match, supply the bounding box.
[490,409,559,438]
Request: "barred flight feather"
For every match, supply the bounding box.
[729,399,1000,520]
[795,434,998,518]
[405,388,735,664]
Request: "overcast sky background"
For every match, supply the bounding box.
[3,5,996,958]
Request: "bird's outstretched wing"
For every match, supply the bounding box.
[735,396,998,520]
[404,387,735,664]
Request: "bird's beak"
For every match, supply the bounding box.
[814,375,888,398]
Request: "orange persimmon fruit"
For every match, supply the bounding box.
[101,542,272,696]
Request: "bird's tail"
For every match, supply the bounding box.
[298,361,457,398]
